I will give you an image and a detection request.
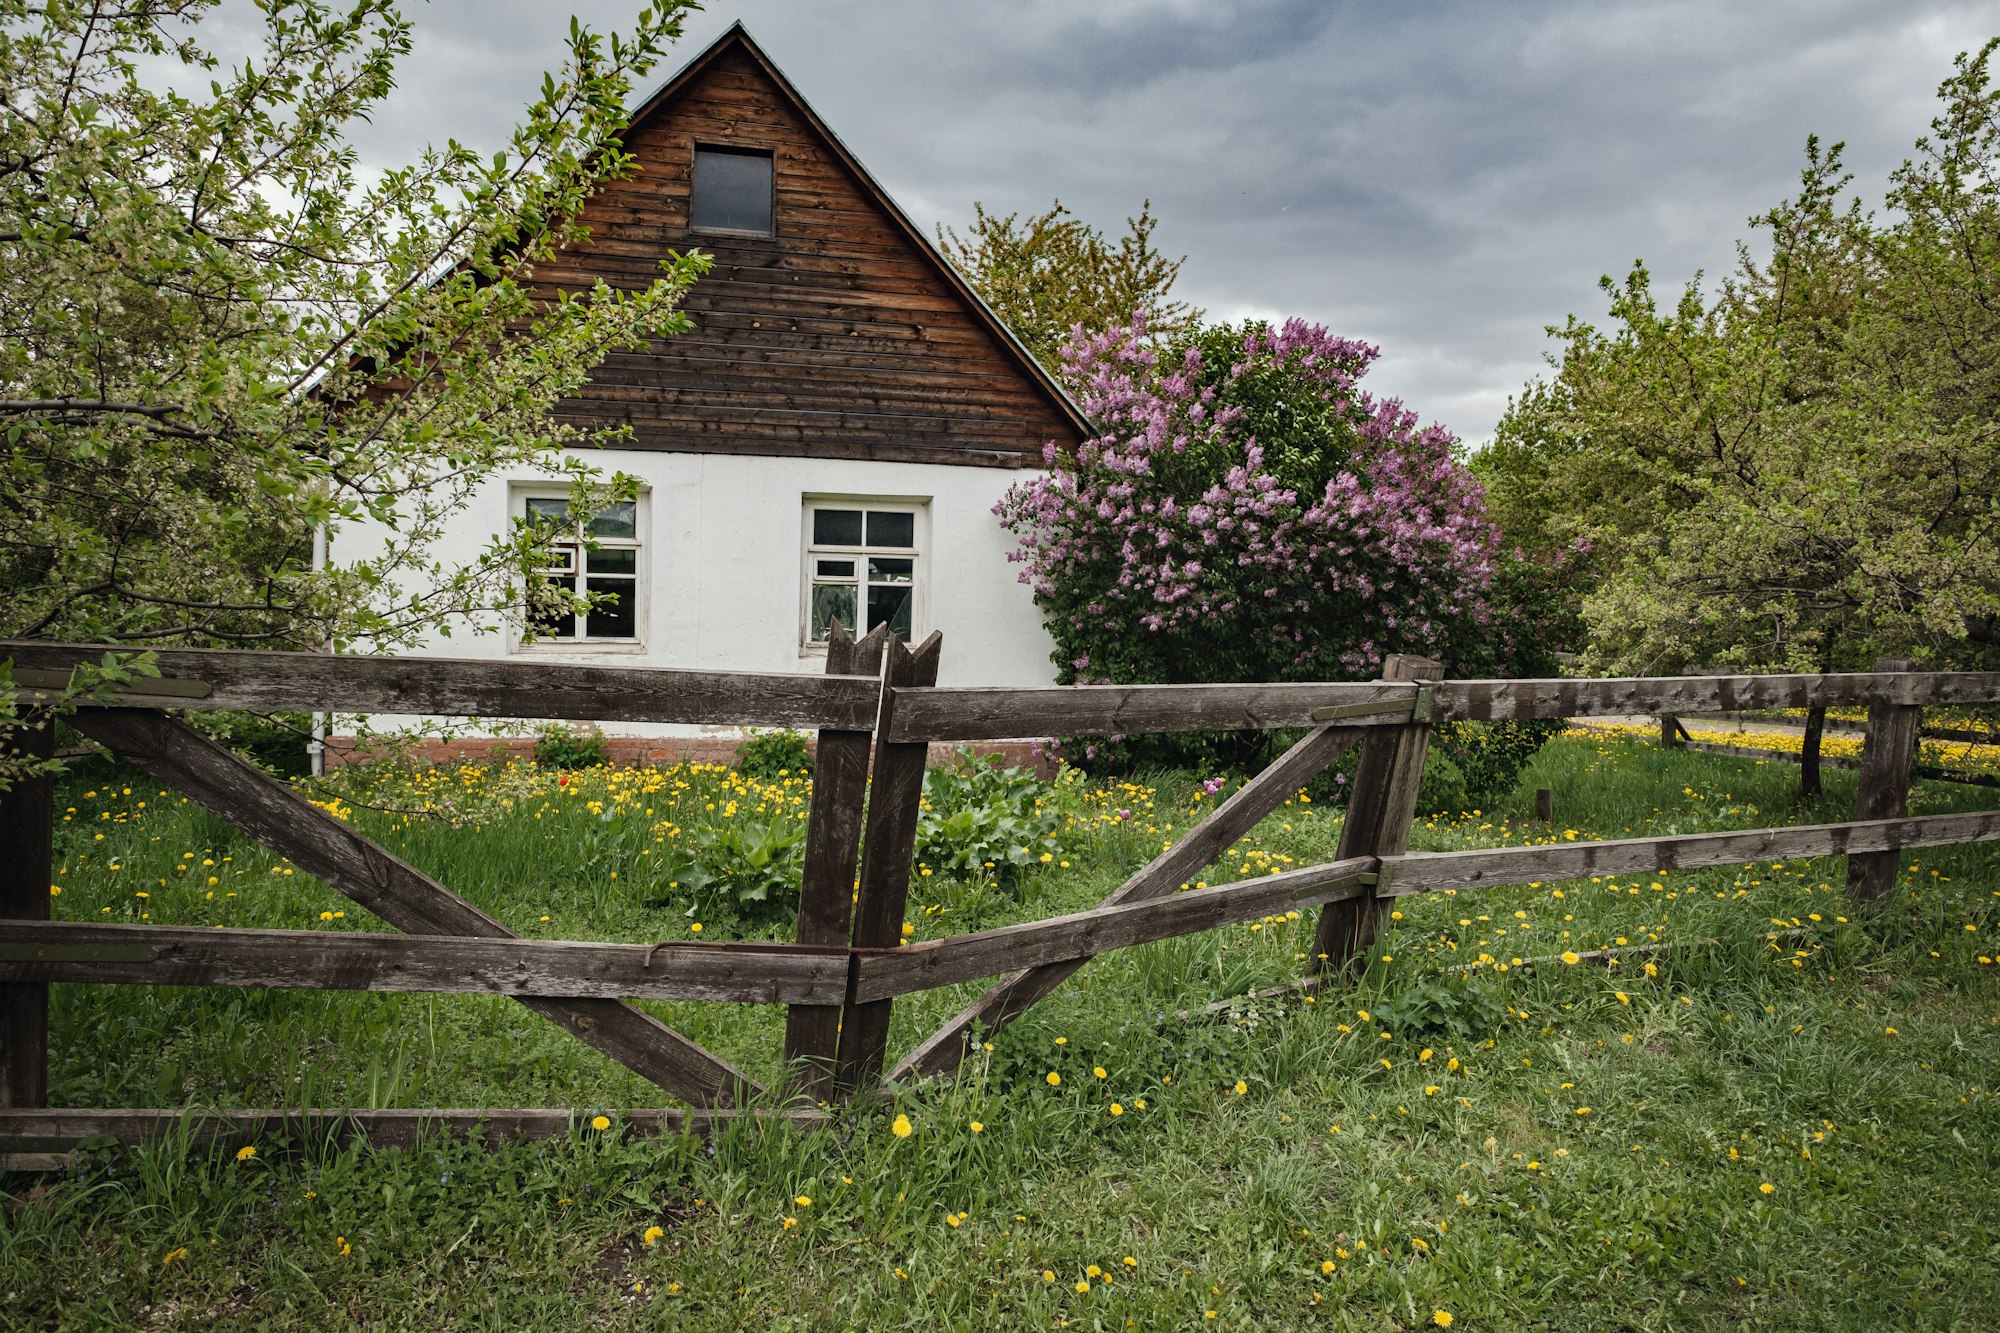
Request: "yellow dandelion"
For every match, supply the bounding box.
[892,1114,913,1138]
[969,1120,984,1133]
[1046,1071,1062,1087]
[234,1145,256,1161]
[591,1115,611,1131]
[1109,1103,1124,1116]
[642,1226,664,1246]
[1434,1312,1455,1328]
[1759,1182,1776,1195]
[1560,951,1581,965]
[1234,1080,1248,1095]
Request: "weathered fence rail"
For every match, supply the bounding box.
[3,640,1998,1163]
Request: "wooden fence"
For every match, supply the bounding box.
[2,637,1998,1166]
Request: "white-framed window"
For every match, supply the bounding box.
[515,489,646,647]
[802,498,926,647]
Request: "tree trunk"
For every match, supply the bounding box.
[1800,705,1826,799]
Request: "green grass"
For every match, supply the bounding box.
[5,733,1999,1330]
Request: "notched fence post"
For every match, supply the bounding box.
[782,623,888,1102]
[1849,657,1920,908]
[833,631,943,1098]
[1310,654,1444,979]
[0,715,55,1111]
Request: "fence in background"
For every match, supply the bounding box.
[2,637,1997,1166]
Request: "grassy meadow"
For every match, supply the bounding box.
[5,731,1999,1330]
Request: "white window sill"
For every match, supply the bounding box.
[510,641,651,659]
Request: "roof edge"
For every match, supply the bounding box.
[622,21,1096,446]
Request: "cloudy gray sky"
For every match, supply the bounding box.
[333,0,1994,444]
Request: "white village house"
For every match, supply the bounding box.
[331,24,1090,765]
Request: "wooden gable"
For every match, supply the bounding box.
[532,24,1092,468]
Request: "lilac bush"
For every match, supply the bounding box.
[1003,315,1503,670]
[998,315,1550,778]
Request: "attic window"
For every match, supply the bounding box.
[691,145,774,235]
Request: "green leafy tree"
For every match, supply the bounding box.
[1,0,709,657]
[1486,42,2000,793]
[936,199,1202,369]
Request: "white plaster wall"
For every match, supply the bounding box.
[329,450,1059,738]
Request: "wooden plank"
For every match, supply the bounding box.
[67,709,763,1107]
[0,1106,828,1155]
[890,722,1367,1083]
[854,857,1378,1002]
[1311,656,1444,978]
[783,623,888,1101]
[879,672,2000,743]
[1433,672,2000,721]
[884,682,1421,742]
[1,643,879,728]
[831,632,942,1096]
[0,921,849,1004]
[0,719,53,1109]
[1850,658,1922,907]
[1378,809,2000,896]
[594,429,1041,470]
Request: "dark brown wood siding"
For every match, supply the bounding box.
[534,44,1085,468]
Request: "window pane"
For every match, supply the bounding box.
[810,583,856,641]
[528,576,575,639]
[867,583,912,641]
[867,511,915,548]
[691,148,774,234]
[525,497,569,526]
[587,501,636,539]
[813,509,863,546]
[584,577,637,639]
[586,547,636,575]
[537,543,578,576]
[868,557,913,584]
[815,558,855,577]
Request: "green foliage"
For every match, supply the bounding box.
[1488,41,2000,675]
[1429,719,1564,813]
[735,729,813,780]
[1415,747,1468,817]
[533,725,609,770]
[658,815,807,918]
[184,711,315,779]
[936,199,1202,369]
[1367,974,1507,1043]
[0,0,706,660]
[913,751,1060,884]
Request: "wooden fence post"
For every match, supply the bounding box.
[1849,657,1920,908]
[833,631,942,1097]
[1660,714,1685,749]
[1310,655,1443,979]
[0,716,55,1109]
[782,623,888,1102]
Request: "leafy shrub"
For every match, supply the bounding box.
[1415,747,1468,816]
[736,728,812,779]
[913,750,1059,884]
[1368,974,1506,1042]
[656,813,806,916]
[533,724,608,770]
[998,317,1506,772]
[186,709,315,778]
[1430,719,1561,811]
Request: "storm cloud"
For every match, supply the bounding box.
[267,0,1998,442]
